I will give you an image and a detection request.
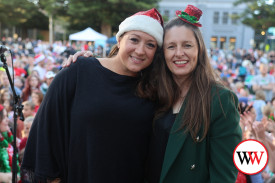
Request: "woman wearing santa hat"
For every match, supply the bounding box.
[21,8,164,183]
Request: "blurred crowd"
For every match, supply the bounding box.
[210,48,275,183]
[0,36,274,182]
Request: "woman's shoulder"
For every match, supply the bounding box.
[211,84,238,106]
[74,56,100,67]
[60,57,100,75]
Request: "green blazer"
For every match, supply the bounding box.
[159,86,242,183]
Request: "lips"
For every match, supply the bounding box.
[130,56,144,64]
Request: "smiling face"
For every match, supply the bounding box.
[163,26,198,83]
[116,30,158,76]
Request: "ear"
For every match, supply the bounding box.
[117,36,122,48]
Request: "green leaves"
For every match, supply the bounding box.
[234,0,275,30]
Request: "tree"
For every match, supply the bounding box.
[67,0,160,37]
[0,0,42,36]
[28,0,69,44]
[233,0,275,31]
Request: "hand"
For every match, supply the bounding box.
[0,172,12,183]
[240,111,255,128]
[62,51,93,67]
[252,121,266,140]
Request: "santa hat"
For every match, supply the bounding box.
[34,54,45,65]
[116,8,164,47]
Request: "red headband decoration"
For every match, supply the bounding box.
[176,5,202,27]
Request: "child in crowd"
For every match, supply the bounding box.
[22,101,35,119]
[253,90,267,121]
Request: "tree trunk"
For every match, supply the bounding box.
[101,22,111,37]
[49,14,53,44]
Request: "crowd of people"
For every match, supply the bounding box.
[0,5,274,183]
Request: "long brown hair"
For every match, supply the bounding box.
[155,18,223,141]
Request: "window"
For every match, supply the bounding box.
[211,36,218,48]
[164,10,170,20]
[231,12,238,25]
[229,37,236,50]
[220,37,227,49]
[213,12,219,24]
[222,12,229,24]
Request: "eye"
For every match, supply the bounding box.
[147,43,156,48]
[130,38,138,43]
[185,44,192,48]
[167,45,175,49]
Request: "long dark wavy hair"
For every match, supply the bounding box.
[139,17,225,141]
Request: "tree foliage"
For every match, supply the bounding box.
[67,0,160,34]
[234,0,275,31]
[0,0,38,25]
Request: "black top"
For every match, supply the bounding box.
[146,109,176,183]
[21,57,155,183]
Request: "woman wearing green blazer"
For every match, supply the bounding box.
[146,5,242,183]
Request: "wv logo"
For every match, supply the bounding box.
[233,140,268,175]
[236,151,264,165]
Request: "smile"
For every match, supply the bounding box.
[175,61,187,64]
[131,56,144,63]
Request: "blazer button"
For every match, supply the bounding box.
[190,164,196,170]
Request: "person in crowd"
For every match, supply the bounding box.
[21,74,41,102]
[0,104,19,182]
[19,116,34,153]
[240,109,275,182]
[252,63,275,102]
[22,100,35,119]
[65,5,242,183]
[0,72,22,96]
[40,71,56,95]
[21,8,164,183]
[32,54,47,80]
[253,90,267,121]
[30,90,43,113]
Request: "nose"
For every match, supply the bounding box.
[135,43,145,55]
[175,47,184,57]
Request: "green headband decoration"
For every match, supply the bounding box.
[178,11,199,24]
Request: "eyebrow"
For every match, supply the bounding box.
[130,33,157,43]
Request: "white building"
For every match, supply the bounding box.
[158,0,255,50]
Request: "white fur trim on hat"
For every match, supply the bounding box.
[116,15,163,47]
[34,54,45,65]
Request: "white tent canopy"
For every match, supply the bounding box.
[69,27,107,41]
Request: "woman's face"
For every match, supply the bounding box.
[116,30,158,76]
[31,93,40,105]
[0,110,9,132]
[30,76,39,88]
[163,26,198,83]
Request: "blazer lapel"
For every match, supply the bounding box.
[160,100,188,183]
